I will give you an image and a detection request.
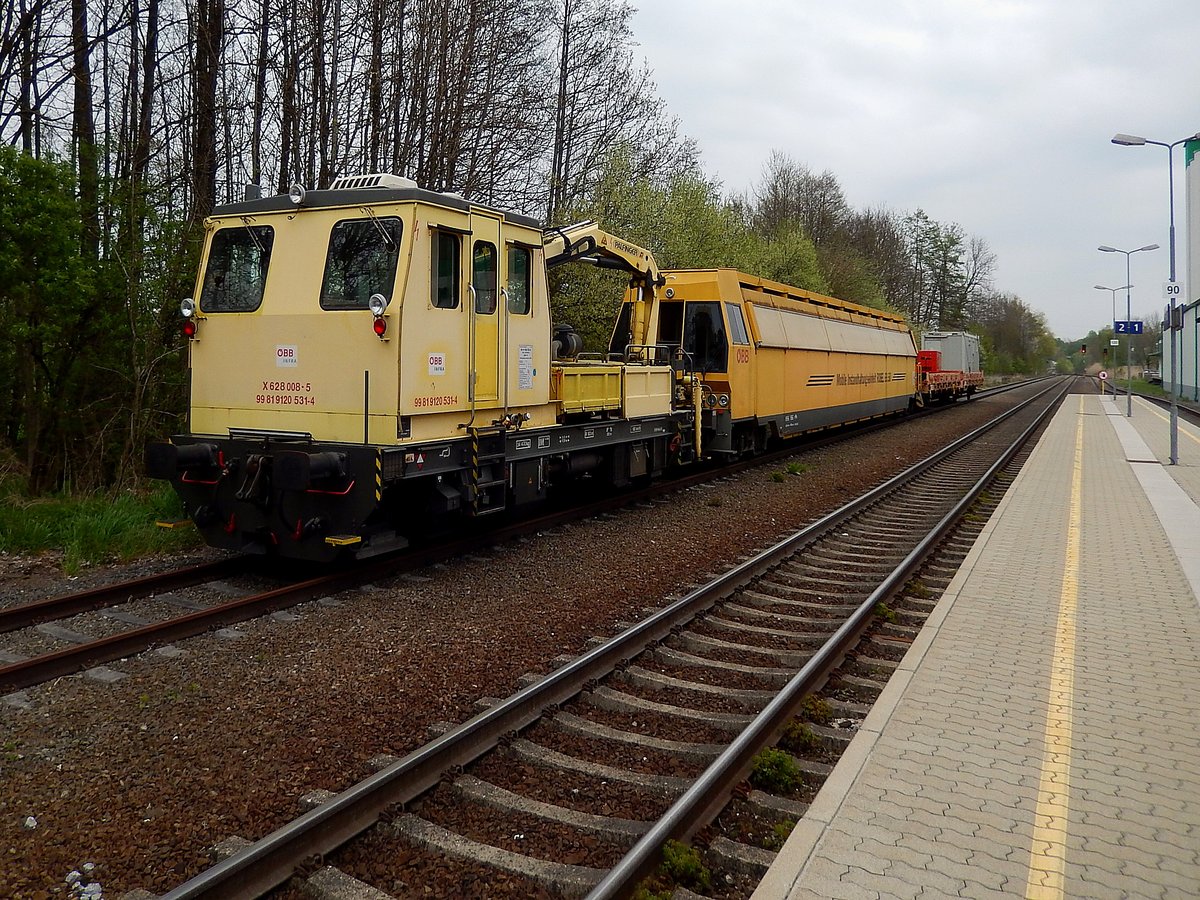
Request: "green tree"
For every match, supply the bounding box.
[0,146,95,491]
[976,292,1056,375]
[549,144,839,351]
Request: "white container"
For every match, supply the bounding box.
[921,332,980,373]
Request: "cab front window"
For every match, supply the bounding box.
[199,225,275,312]
[320,217,403,310]
[683,301,728,373]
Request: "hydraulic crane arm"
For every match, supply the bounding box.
[543,220,702,459]
[543,220,664,288]
[543,220,666,349]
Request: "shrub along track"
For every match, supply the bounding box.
[150,379,1070,900]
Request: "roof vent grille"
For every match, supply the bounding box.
[330,173,418,191]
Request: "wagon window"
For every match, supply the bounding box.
[683,301,728,373]
[319,217,402,310]
[507,246,531,315]
[432,230,461,309]
[473,241,497,314]
[199,225,275,312]
[725,303,750,344]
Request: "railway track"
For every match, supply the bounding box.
[150,378,1070,899]
[0,380,1043,698]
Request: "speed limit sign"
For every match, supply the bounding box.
[1165,281,1182,298]
[1099,371,1108,380]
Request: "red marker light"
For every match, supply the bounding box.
[183,319,197,339]
[373,317,387,337]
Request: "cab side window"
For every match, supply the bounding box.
[507,246,531,315]
[432,230,461,309]
[725,303,750,344]
[473,241,497,314]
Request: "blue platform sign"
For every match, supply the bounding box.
[1114,320,1144,334]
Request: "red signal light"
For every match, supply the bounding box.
[372,316,387,337]
[183,319,197,339]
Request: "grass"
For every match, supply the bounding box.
[0,482,200,573]
[873,601,898,624]
[779,721,823,755]
[635,840,712,899]
[772,462,814,483]
[905,578,931,599]
[763,819,796,852]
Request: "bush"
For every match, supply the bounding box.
[798,695,834,726]
[779,721,822,755]
[750,748,804,794]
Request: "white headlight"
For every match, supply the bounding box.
[368,293,389,316]
[289,183,307,205]
[180,297,195,318]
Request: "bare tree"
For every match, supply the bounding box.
[191,0,224,221]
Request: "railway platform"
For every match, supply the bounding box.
[754,392,1200,899]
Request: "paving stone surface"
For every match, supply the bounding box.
[756,394,1200,900]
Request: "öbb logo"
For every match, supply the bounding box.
[276,345,299,367]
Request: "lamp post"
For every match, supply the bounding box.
[1112,131,1200,464]
[1094,284,1131,396]
[1098,245,1159,417]
[1094,283,1132,329]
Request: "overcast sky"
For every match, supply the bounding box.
[629,0,1200,341]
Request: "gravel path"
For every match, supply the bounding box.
[0,394,1028,898]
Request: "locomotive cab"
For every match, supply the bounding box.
[149,177,559,560]
[621,273,759,455]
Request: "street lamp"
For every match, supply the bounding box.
[1112,130,1200,464]
[1094,284,1132,397]
[1093,283,1132,329]
[1098,244,1159,417]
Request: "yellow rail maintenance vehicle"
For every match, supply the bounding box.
[608,269,918,457]
[147,176,692,561]
[147,175,921,562]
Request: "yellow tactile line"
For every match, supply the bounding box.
[1131,397,1200,447]
[1024,397,1084,898]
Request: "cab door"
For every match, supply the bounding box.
[470,212,503,405]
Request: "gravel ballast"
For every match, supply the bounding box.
[0,394,1032,897]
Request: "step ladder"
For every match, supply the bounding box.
[466,425,507,516]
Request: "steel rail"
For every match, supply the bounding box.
[0,557,252,636]
[159,379,1066,900]
[586,379,1071,898]
[0,378,1021,697]
[0,570,359,693]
